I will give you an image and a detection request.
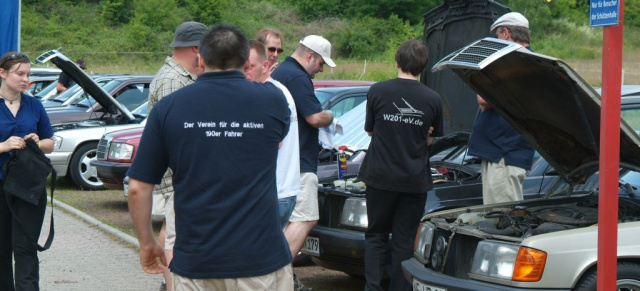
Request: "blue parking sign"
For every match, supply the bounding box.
[590,0,620,27]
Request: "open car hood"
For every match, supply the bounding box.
[35,50,134,122]
[433,38,640,185]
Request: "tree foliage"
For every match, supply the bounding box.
[100,0,135,26]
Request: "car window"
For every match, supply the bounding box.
[621,107,640,131]
[620,170,640,190]
[35,81,58,99]
[114,83,150,111]
[328,95,366,119]
[71,80,120,107]
[131,101,148,116]
[52,84,82,102]
[315,91,334,104]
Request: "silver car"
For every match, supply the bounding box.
[36,50,149,190]
[403,38,640,290]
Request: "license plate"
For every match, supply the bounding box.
[301,236,320,256]
[413,279,446,291]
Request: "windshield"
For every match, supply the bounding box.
[51,84,82,102]
[34,81,58,99]
[71,79,123,108]
[131,101,148,116]
[315,91,334,104]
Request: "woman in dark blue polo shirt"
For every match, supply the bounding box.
[0,52,55,291]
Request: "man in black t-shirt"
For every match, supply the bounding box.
[56,59,85,93]
[358,40,443,291]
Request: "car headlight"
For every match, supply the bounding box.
[53,136,63,149]
[339,197,368,229]
[413,222,435,264]
[470,241,546,282]
[107,142,134,160]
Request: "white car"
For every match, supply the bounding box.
[403,38,640,290]
[36,50,149,190]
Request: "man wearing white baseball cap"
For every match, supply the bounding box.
[272,35,336,291]
[468,11,535,206]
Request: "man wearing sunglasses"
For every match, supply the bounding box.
[256,28,285,80]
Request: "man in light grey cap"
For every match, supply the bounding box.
[271,35,336,291]
[467,11,535,206]
[490,12,531,47]
[147,20,208,291]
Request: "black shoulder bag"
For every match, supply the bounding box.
[2,139,56,251]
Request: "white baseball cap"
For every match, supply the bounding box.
[299,35,336,68]
[490,12,529,32]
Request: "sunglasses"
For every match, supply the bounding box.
[267,47,284,54]
[0,53,30,68]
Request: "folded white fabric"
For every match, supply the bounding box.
[319,117,343,150]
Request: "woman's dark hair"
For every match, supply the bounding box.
[0,52,30,71]
[199,24,249,70]
[395,40,428,76]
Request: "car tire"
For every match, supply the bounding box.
[574,262,640,291]
[293,253,313,267]
[69,142,105,190]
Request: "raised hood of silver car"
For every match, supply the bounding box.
[433,38,640,184]
[35,50,134,122]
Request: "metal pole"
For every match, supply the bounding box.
[598,0,623,289]
[18,0,21,52]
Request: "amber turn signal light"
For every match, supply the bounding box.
[512,247,547,282]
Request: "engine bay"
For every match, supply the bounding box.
[452,195,640,239]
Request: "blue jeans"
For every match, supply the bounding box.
[278,196,297,229]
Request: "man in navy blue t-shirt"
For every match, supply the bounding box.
[271,35,335,289]
[127,25,294,290]
[468,12,535,205]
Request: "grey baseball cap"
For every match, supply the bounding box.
[170,21,208,48]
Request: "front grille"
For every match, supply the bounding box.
[96,136,112,160]
[432,37,520,72]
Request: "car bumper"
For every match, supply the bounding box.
[307,225,366,276]
[402,258,570,291]
[47,152,72,177]
[91,160,130,190]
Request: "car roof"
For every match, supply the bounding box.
[315,85,371,94]
[312,80,375,88]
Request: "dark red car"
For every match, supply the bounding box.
[92,81,375,190]
[91,127,142,190]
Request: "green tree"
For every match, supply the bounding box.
[347,0,441,25]
[180,0,226,25]
[100,0,135,26]
[329,14,419,59]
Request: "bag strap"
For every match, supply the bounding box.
[4,169,56,252]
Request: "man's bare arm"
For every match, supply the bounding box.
[128,178,167,274]
[477,95,490,111]
[305,110,333,128]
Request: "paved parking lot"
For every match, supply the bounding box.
[39,206,159,291]
[35,199,364,291]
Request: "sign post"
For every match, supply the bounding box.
[591,0,623,290]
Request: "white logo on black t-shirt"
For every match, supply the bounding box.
[393,98,424,117]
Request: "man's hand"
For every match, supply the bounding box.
[139,242,168,274]
[477,95,490,111]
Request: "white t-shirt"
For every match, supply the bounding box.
[268,78,301,199]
